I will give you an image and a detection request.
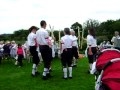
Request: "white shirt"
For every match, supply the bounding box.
[70,35,78,47]
[61,35,73,53]
[36,28,49,45]
[27,32,36,46]
[0,44,4,51]
[87,35,97,47]
[111,35,120,43]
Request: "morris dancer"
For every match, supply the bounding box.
[27,26,40,76]
[70,30,79,67]
[36,20,52,80]
[60,28,73,79]
[87,28,97,74]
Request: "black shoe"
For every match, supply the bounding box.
[46,73,52,78]
[72,65,77,67]
[63,77,67,80]
[31,74,36,77]
[87,70,90,74]
[69,77,72,79]
[42,76,48,80]
[35,72,40,75]
[49,69,52,72]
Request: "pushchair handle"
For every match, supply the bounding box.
[103,58,120,70]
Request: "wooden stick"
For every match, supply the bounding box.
[77,26,80,53]
[80,28,84,49]
[59,30,61,47]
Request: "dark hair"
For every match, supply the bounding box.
[88,28,96,38]
[18,43,22,47]
[40,20,46,27]
[64,28,70,35]
[29,26,39,32]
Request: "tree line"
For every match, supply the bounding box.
[0,19,120,44]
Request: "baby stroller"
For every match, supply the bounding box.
[95,49,120,90]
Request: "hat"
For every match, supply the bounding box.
[11,40,15,43]
[29,26,39,32]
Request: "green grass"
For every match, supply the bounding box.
[0,58,95,90]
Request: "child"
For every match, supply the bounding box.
[17,44,24,67]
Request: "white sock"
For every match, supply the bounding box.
[89,63,93,70]
[35,66,38,72]
[32,64,36,75]
[63,68,67,78]
[46,68,49,74]
[15,60,18,65]
[68,67,72,77]
[42,68,48,76]
[73,59,77,65]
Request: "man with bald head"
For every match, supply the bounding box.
[70,30,79,67]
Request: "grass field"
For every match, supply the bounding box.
[0,58,95,90]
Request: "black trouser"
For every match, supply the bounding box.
[87,47,97,63]
[49,48,53,67]
[61,48,72,67]
[39,45,51,68]
[29,46,40,65]
[72,46,78,59]
[18,54,23,66]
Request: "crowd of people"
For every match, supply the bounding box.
[0,20,79,80]
[0,20,120,81]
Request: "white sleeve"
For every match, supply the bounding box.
[87,36,92,46]
[36,31,39,44]
[111,37,115,43]
[44,31,49,38]
[33,34,37,39]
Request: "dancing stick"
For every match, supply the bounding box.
[80,28,84,49]
[49,24,54,38]
[59,29,61,47]
[77,26,80,53]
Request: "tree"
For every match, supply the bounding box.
[83,19,100,37]
[71,22,82,36]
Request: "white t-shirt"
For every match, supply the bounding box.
[87,35,97,47]
[27,32,36,46]
[61,35,73,53]
[70,35,78,47]
[111,35,120,43]
[36,28,49,45]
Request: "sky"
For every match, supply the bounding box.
[0,0,120,34]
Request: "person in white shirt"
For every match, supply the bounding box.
[70,30,79,67]
[87,28,97,73]
[27,26,40,77]
[111,31,120,50]
[60,28,73,79]
[36,20,52,80]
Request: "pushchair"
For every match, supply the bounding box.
[94,49,120,90]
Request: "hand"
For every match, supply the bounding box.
[88,51,93,55]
